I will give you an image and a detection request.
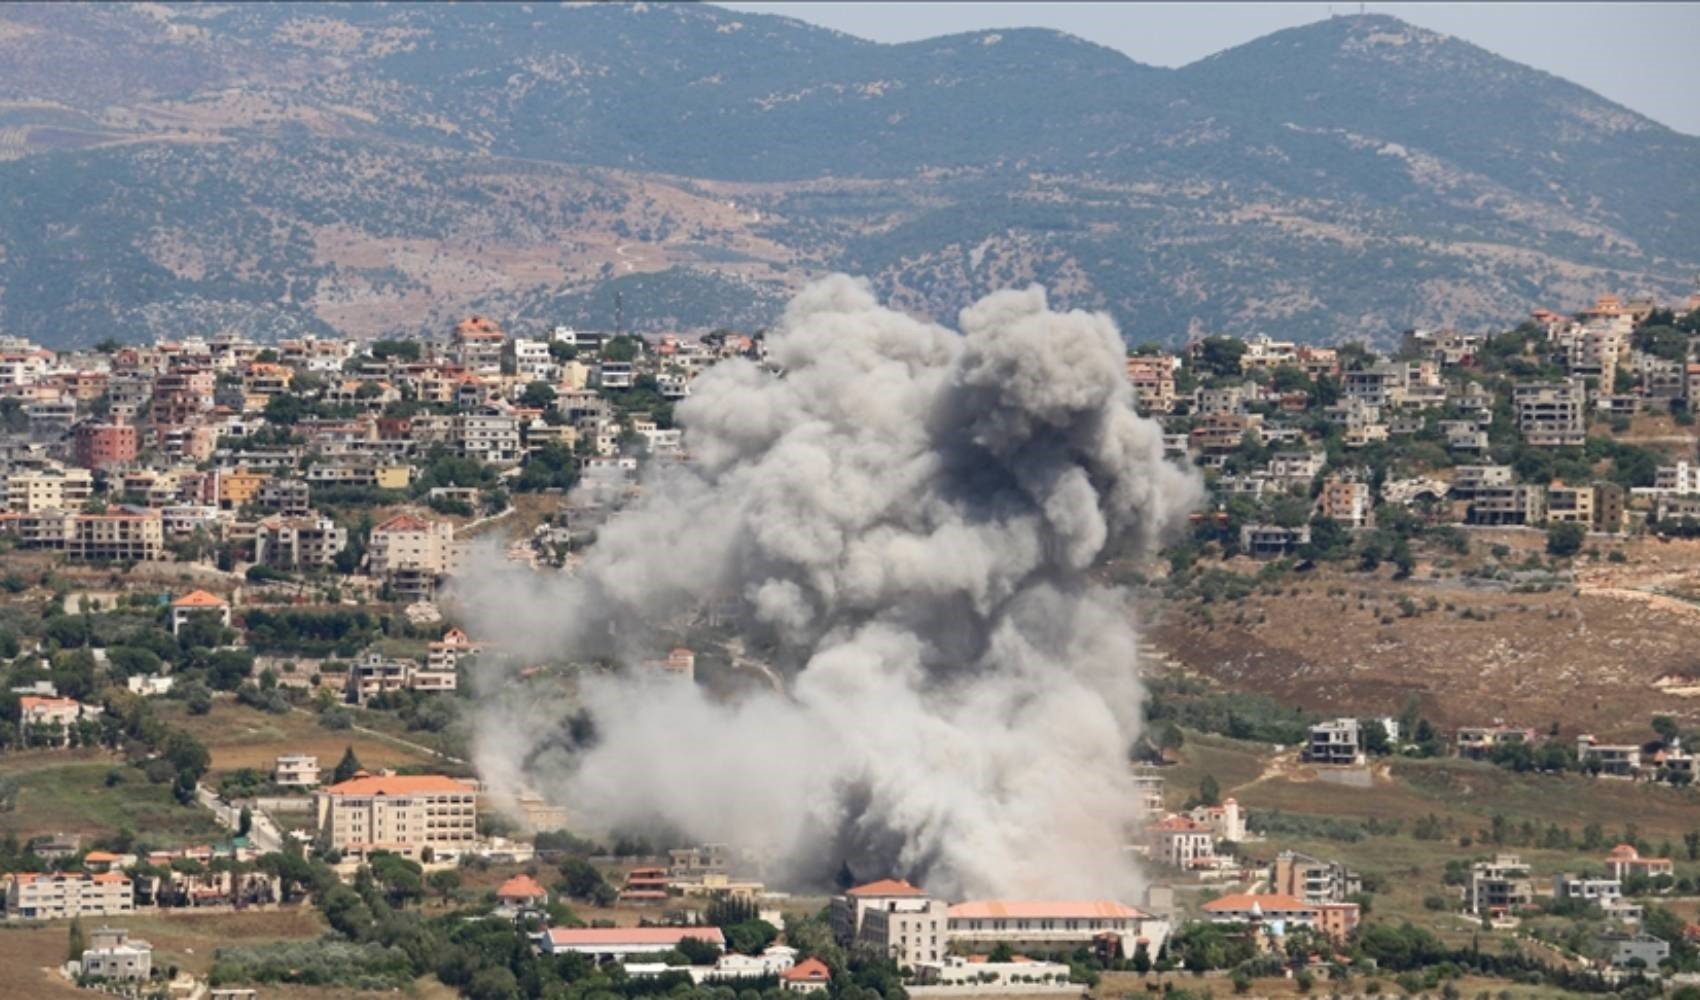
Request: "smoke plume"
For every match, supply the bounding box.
[452,276,1200,899]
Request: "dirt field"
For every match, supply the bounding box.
[1148,532,1700,737]
[154,700,443,780]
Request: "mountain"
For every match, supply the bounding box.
[0,4,1694,348]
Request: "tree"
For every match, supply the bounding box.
[67,916,85,962]
[238,806,252,838]
[520,381,558,410]
[1652,716,1681,745]
[1546,521,1585,557]
[1195,337,1247,379]
[988,942,1015,963]
[429,869,461,903]
[1198,774,1221,807]
[332,746,363,784]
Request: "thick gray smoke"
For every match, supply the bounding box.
[452,276,1200,899]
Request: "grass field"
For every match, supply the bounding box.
[0,761,225,847]
[153,700,445,780]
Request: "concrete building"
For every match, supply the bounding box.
[540,926,724,961]
[1454,725,1536,760]
[1514,379,1587,447]
[1465,855,1533,917]
[256,477,312,516]
[945,900,1166,956]
[450,315,507,375]
[1303,719,1364,766]
[1546,483,1595,526]
[1600,932,1669,968]
[170,589,231,636]
[72,423,139,472]
[1553,874,1623,905]
[1577,736,1642,777]
[3,872,135,920]
[18,695,99,747]
[314,773,478,861]
[1239,523,1309,559]
[80,926,152,982]
[1467,484,1547,527]
[1605,845,1675,882]
[859,896,949,967]
[831,879,930,945]
[274,754,320,788]
[370,511,462,601]
[347,652,457,705]
[1654,461,1700,496]
[4,465,93,513]
[1270,851,1362,905]
[254,514,347,570]
[1152,815,1214,869]
[1318,475,1372,528]
[781,957,831,992]
[1124,355,1177,414]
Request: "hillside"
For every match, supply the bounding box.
[0,4,1696,346]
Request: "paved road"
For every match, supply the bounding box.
[196,784,284,853]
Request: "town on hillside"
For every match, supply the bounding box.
[1,292,1700,998]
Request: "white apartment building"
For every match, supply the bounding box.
[1514,379,1587,448]
[80,927,152,982]
[274,754,321,788]
[859,897,949,967]
[4,465,93,513]
[314,773,478,861]
[369,511,463,601]
[946,900,1168,955]
[4,872,135,920]
[1654,462,1700,495]
[18,695,100,747]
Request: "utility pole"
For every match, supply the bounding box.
[614,290,624,338]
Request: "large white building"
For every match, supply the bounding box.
[4,872,135,920]
[945,900,1168,956]
[369,511,463,600]
[313,773,478,861]
[541,926,724,961]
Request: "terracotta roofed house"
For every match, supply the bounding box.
[1606,844,1675,881]
[313,773,477,862]
[496,873,549,914]
[783,957,832,992]
[830,878,929,942]
[170,589,231,636]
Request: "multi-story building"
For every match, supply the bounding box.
[455,407,522,466]
[831,879,931,945]
[313,772,479,861]
[254,514,347,570]
[1553,873,1623,905]
[1124,355,1177,414]
[1546,482,1595,526]
[3,872,135,920]
[1201,894,1359,943]
[1467,485,1547,527]
[80,926,153,982]
[72,423,139,472]
[1151,815,1214,869]
[347,652,456,704]
[1465,855,1533,917]
[1318,475,1372,528]
[4,464,93,513]
[1654,462,1700,495]
[450,316,507,375]
[1454,725,1537,760]
[1450,465,1515,498]
[857,895,949,967]
[370,511,463,600]
[256,478,312,517]
[945,900,1168,956]
[67,510,164,562]
[1270,851,1362,905]
[1303,719,1363,766]
[1240,523,1309,559]
[274,754,321,788]
[1576,736,1642,777]
[1514,379,1587,447]
[18,696,99,747]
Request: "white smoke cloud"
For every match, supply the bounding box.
[449,276,1201,899]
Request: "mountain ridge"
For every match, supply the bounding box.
[0,4,1694,347]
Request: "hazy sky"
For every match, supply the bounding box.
[714,3,1700,136]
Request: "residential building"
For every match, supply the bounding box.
[1318,475,1372,528]
[1303,719,1363,766]
[4,464,93,512]
[1239,523,1309,559]
[1553,874,1623,905]
[496,873,550,916]
[781,957,831,992]
[450,315,507,375]
[1450,465,1514,498]
[858,895,949,967]
[1654,462,1700,495]
[254,514,347,569]
[3,872,135,920]
[1599,932,1669,968]
[427,628,480,674]
[1270,851,1362,905]
[313,772,478,861]
[1546,483,1595,526]
[1514,379,1586,447]
[619,867,669,905]
[831,879,931,944]
[1130,769,1165,815]
[540,926,724,961]
[1467,484,1547,527]
[170,589,231,636]
[1201,894,1361,943]
[274,754,320,788]
[1465,855,1533,917]
[1594,481,1627,534]
[945,900,1166,955]
[1605,845,1674,882]
[1576,736,1641,777]
[370,511,463,600]
[1454,725,1536,760]
[1188,797,1245,844]
[256,478,312,516]
[1152,815,1214,869]
[72,423,139,472]
[347,652,457,704]
[18,695,99,747]
[1124,355,1177,414]
[80,926,152,982]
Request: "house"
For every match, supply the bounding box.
[1317,475,1372,528]
[1270,851,1362,905]
[1188,797,1245,843]
[540,926,725,961]
[782,957,831,992]
[347,652,456,704]
[1201,893,1318,938]
[831,878,930,943]
[1605,845,1674,882]
[1576,735,1641,777]
[313,773,478,861]
[1152,815,1214,868]
[369,512,463,601]
[1130,769,1165,814]
[1465,855,1533,918]
[1599,932,1669,968]
[273,754,320,788]
[1303,719,1364,766]
[618,867,670,905]
[3,872,135,920]
[1467,484,1547,527]
[857,894,949,966]
[496,873,550,915]
[254,513,347,570]
[427,628,480,674]
[1454,725,1537,760]
[1553,873,1623,905]
[170,589,231,636]
[945,900,1167,956]
[80,926,152,982]
[18,695,99,747]
[1239,523,1309,559]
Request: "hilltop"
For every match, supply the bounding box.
[0,5,1696,346]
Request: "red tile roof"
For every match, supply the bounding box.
[172,589,227,608]
[545,927,724,948]
[498,874,548,901]
[847,878,926,898]
[784,958,831,982]
[948,900,1148,920]
[322,775,474,796]
[1202,893,1313,914]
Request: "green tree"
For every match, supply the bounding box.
[1546,521,1585,557]
[520,381,558,410]
[332,746,363,784]
[428,869,461,902]
[238,806,252,838]
[1195,337,1247,379]
[1198,774,1221,807]
[67,916,85,961]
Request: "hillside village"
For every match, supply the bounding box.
[1,291,1700,998]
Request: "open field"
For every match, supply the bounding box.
[1097,970,1593,998]
[153,700,445,781]
[0,761,225,847]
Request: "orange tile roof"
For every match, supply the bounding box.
[784,958,831,982]
[374,512,433,534]
[948,900,1148,920]
[847,878,926,898]
[1202,893,1313,914]
[322,774,474,796]
[498,874,548,900]
[19,696,81,712]
[172,589,227,608]
[545,926,723,947]
[82,851,120,863]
